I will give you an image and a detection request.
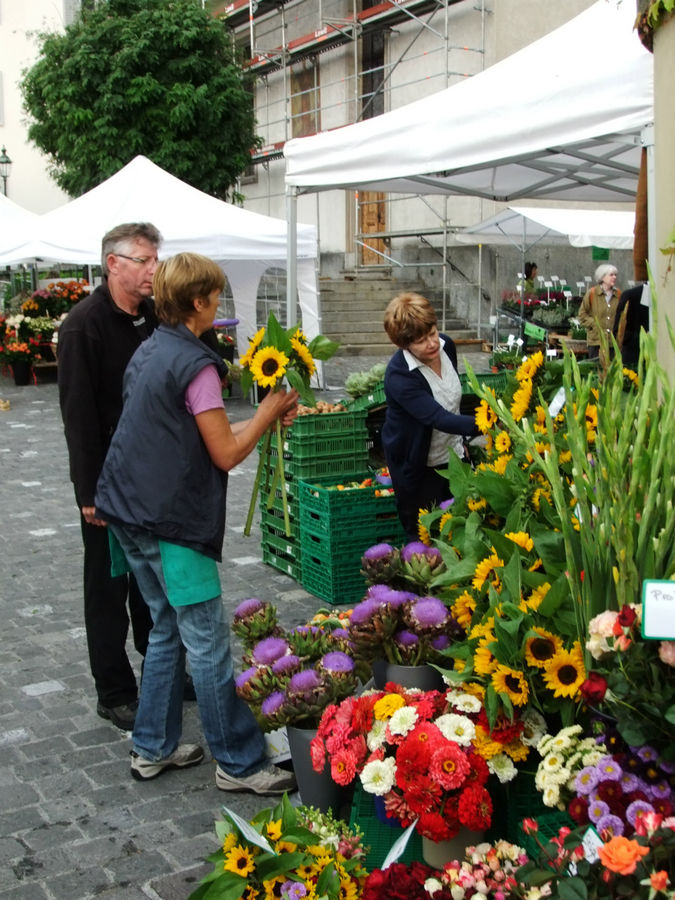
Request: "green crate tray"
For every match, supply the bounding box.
[298,474,400,531]
[280,431,369,461]
[346,382,386,411]
[286,408,367,439]
[260,492,300,522]
[349,785,422,870]
[301,555,366,606]
[262,542,302,581]
[459,371,508,395]
[285,453,370,480]
[300,515,406,554]
[260,516,299,546]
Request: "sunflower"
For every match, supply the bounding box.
[451,590,476,628]
[585,403,598,428]
[542,642,586,699]
[505,531,534,552]
[516,351,544,382]
[473,639,499,675]
[265,819,282,842]
[263,875,288,899]
[249,346,290,388]
[491,664,530,706]
[243,886,260,900]
[223,832,238,853]
[510,378,533,422]
[476,395,498,433]
[224,844,256,877]
[493,453,512,476]
[438,510,453,537]
[472,550,504,591]
[239,326,265,368]
[291,335,317,376]
[467,496,488,512]
[417,508,432,545]
[523,582,551,611]
[524,627,563,667]
[531,486,552,511]
[559,449,572,464]
[494,431,512,453]
[623,367,639,387]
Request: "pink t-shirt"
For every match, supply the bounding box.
[185,364,225,416]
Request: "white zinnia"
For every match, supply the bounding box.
[360,757,396,795]
[388,705,418,736]
[450,692,482,714]
[487,753,518,783]
[424,878,444,896]
[367,718,387,751]
[542,784,561,807]
[435,713,476,746]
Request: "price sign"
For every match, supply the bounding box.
[642,580,675,639]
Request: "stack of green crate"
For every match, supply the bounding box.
[298,473,407,605]
[259,409,370,580]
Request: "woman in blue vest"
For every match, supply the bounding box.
[96,252,298,795]
[381,292,478,540]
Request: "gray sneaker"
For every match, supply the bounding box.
[130,744,204,781]
[215,763,297,795]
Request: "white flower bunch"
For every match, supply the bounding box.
[534,724,606,809]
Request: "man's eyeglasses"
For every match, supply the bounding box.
[115,253,158,266]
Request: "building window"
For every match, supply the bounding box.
[290,57,320,139]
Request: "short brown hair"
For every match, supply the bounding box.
[152,253,226,327]
[101,223,162,275]
[383,292,438,348]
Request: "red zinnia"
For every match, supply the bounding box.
[457,783,493,831]
[418,809,455,842]
[404,777,443,815]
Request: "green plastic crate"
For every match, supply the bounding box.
[286,408,367,439]
[349,785,423,870]
[298,474,400,532]
[262,542,302,581]
[346,382,386,411]
[281,431,369,461]
[459,371,508,395]
[301,555,366,606]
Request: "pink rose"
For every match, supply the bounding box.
[658,641,675,667]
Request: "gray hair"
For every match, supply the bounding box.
[594,264,617,284]
[101,223,162,276]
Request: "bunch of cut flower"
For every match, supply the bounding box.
[581,603,675,759]
[311,682,535,842]
[239,311,339,536]
[232,598,359,731]
[347,581,464,669]
[363,839,529,900]
[513,813,675,900]
[188,793,367,900]
[0,337,42,365]
[536,719,675,841]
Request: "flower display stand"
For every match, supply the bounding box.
[371,660,445,691]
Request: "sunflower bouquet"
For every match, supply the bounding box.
[239,311,339,536]
[188,793,367,900]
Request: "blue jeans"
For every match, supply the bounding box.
[109,524,266,776]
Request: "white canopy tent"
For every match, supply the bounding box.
[456,207,636,251]
[0,157,319,352]
[283,0,654,320]
[0,193,40,258]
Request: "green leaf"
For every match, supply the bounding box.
[308,334,340,361]
[285,366,315,406]
[201,874,246,900]
[254,851,308,881]
[264,311,292,354]
[557,876,589,900]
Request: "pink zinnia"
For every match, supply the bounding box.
[430,740,470,790]
[330,748,357,786]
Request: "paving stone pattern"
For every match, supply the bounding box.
[0,349,489,899]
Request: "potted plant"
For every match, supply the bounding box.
[489,346,523,371]
[0,338,41,385]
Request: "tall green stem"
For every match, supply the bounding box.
[244,428,271,537]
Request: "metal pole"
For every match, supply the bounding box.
[286,185,298,328]
[477,243,482,339]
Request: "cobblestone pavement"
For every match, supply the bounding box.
[0,347,489,900]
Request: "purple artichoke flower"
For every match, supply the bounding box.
[432,635,450,651]
[363,543,395,560]
[350,597,382,625]
[319,651,355,674]
[409,596,449,628]
[272,654,301,675]
[381,587,416,607]
[233,597,264,619]
[235,666,258,690]
[252,636,290,666]
[288,669,322,695]
[394,630,419,647]
[331,628,350,640]
[261,691,286,717]
[401,542,442,563]
[365,583,394,602]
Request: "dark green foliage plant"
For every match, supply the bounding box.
[21,0,258,198]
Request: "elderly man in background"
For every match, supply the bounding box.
[57,223,161,731]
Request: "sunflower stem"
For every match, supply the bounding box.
[244,427,271,537]
[273,420,291,536]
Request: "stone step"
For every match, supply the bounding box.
[326,328,480,351]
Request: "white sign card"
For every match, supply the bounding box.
[222,806,275,854]
[642,580,675,640]
[381,820,418,870]
[568,826,603,874]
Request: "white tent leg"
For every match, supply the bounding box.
[286,185,298,328]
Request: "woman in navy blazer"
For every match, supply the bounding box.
[381,293,478,539]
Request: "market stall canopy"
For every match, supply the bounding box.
[284,0,653,203]
[456,207,636,250]
[0,156,319,351]
[0,193,40,260]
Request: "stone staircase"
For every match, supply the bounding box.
[318,273,477,356]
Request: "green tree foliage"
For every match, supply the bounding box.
[21,0,258,198]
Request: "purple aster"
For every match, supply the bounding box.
[320,651,355,674]
[261,691,286,716]
[647,781,672,800]
[281,882,308,900]
[636,745,659,762]
[288,669,322,695]
[410,596,449,628]
[350,597,382,625]
[596,756,623,781]
[595,814,624,838]
[432,635,451,651]
[439,498,455,510]
[272,654,301,675]
[626,799,655,827]
[619,772,641,793]
[394,630,419,647]
[363,543,395,560]
[252,636,290,666]
[588,799,610,824]
[575,766,601,795]
[233,597,264,618]
[659,758,675,774]
[234,666,258,690]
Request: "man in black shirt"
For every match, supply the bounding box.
[58,223,161,730]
